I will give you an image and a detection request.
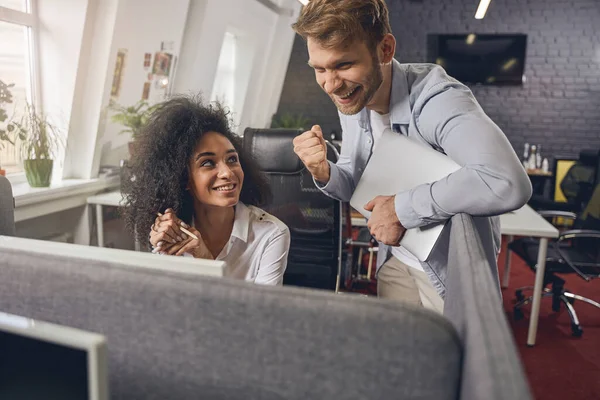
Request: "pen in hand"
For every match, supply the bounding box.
[157,212,199,240]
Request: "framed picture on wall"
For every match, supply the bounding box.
[143,53,152,68]
[152,52,173,76]
[111,49,127,98]
[141,81,151,100]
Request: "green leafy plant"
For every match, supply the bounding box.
[108,100,160,140]
[10,102,63,161]
[0,100,65,187]
[0,79,15,150]
[271,112,310,130]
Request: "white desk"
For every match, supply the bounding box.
[351,204,559,346]
[499,204,559,346]
[85,190,139,250]
[12,177,120,245]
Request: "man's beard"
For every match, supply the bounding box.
[330,59,383,116]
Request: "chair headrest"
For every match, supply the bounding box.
[579,149,600,166]
[243,128,305,174]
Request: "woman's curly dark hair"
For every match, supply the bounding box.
[122,95,271,247]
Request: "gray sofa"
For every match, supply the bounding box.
[0,175,15,236]
[0,209,531,398]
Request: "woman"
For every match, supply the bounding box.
[122,95,290,285]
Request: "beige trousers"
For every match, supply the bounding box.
[377,257,444,314]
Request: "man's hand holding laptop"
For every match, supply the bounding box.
[364,195,406,246]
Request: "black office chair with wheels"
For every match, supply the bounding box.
[529,149,599,214]
[509,183,600,337]
[243,128,342,291]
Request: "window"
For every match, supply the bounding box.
[0,0,27,12]
[0,1,37,175]
[210,32,237,120]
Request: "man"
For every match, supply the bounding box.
[291,0,532,312]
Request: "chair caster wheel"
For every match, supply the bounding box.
[552,296,561,312]
[571,323,583,337]
[514,308,524,321]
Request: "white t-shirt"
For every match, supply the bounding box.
[369,110,424,272]
[185,202,290,285]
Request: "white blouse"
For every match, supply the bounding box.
[186,202,290,285]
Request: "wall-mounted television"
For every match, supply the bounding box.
[427,34,527,86]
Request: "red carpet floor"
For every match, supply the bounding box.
[346,237,600,399]
[498,240,600,400]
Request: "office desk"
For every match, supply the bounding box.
[500,204,559,346]
[85,190,139,250]
[351,204,559,346]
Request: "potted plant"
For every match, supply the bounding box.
[0,79,15,175]
[9,103,63,187]
[271,112,310,130]
[108,100,160,157]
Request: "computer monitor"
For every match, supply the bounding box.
[0,236,225,278]
[0,311,108,400]
[427,33,528,85]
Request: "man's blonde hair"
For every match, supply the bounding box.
[292,0,392,52]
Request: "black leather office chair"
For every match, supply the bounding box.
[243,128,342,291]
[0,174,15,236]
[529,150,599,213]
[509,182,600,337]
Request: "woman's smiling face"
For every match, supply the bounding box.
[188,131,244,208]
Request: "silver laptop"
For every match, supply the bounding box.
[350,130,460,261]
[0,312,108,400]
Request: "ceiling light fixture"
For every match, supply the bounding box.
[298,0,309,5]
[474,0,491,19]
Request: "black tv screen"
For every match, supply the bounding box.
[427,34,527,85]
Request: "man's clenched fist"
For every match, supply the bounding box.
[293,125,330,183]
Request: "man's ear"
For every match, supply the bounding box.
[378,33,396,64]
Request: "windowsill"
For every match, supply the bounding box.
[5,172,27,186]
[13,176,121,208]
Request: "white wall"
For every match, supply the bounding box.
[60,0,120,180]
[244,1,301,131]
[30,0,300,179]
[96,0,190,167]
[16,0,300,246]
[94,0,190,170]
[36,0,92,182]
[47,0,189,177]
[60,0,299,173]
[18,0,189,244]
[174,0,301,134]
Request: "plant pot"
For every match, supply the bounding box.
[23,159,53,187]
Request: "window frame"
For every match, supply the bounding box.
[0,1,41,185]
